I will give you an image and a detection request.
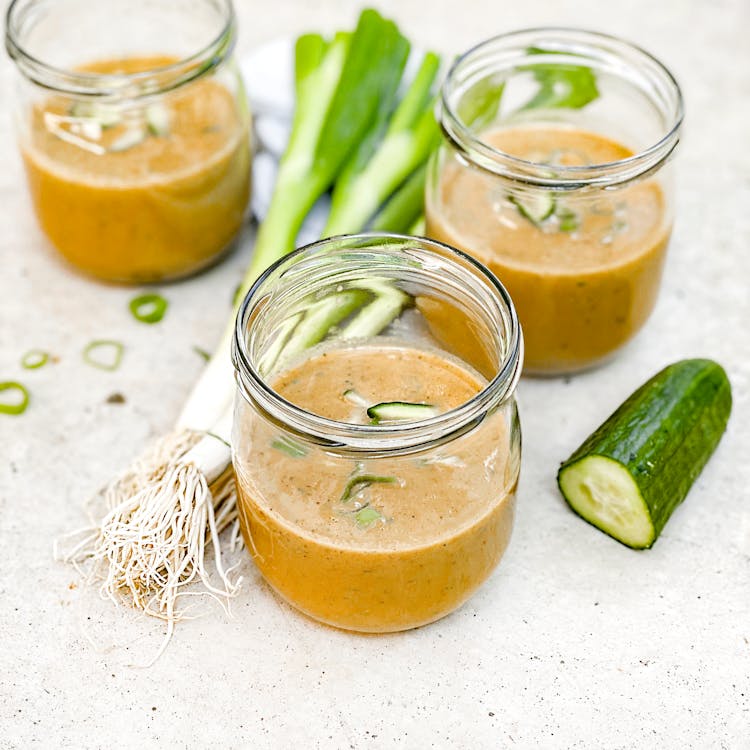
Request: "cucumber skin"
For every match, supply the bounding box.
[558,359,732,547]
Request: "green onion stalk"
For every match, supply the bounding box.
[60,8,440,656]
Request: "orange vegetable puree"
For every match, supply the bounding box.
[426,125,671,373]
[234,344,517,632]
[21,56,250,282]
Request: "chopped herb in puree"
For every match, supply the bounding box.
[21,56,250,283]
[233,343,517,632]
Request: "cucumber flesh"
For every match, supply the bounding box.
[558,455,655,548]
[367,401,438,423]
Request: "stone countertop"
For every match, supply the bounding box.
[1,1,748,748]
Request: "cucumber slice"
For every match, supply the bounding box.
[367,401,439,423]
[558,359,732,549]
[509,191,555,225]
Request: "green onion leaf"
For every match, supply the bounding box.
[0,381,30,415]
[324,50,442,235]
[369,162,428,234]
[520,47,599,111]
[340,474,398,503]
[21,349,49,369]
[83,340,124,371]
[129,293,168,324]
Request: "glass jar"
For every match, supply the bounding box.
[426,29,683,375]
[231,234,523,633]
[5,0,251,284]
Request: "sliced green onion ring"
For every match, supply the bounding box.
[129,293,168,324]
[83,340,124,371]
[21,349,49,369]
[0,381,30,415]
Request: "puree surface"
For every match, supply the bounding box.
[426,125,671,373]
[22,56,250,282]
[234,344,517,633]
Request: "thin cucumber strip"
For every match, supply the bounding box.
[256,311,305,376]
[337,280,411,341]
[70,101,122,128]
[109,128,146,152]
[271,435,308,458]
[367,401,439,423]
[274,289,370,370]
[340,474,398,503]
[343,389,369,407]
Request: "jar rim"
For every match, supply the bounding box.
[232,233,523,455]
[5,0,236,97]
[440,27,684,189]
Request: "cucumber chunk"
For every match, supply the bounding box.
[558,359,732,549]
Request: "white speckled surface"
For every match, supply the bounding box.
[1,1,749,748]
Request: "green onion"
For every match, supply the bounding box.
[178,11,428,431]
[0,381,30,415]
[193,346,211,362]
[409,215,426,236]
[21,349,49,370]
[324,51,442,235]
[246,11,412,286]
[83,340,124,371]
[271,435,308,458]
[340,474,398,504]
[129,293,168,324]
[369,162,428,234]
[520,47,599,111]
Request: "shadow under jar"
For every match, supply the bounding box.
[426,29,683,375]
[231,234,523,633]
[5,0,251,284]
